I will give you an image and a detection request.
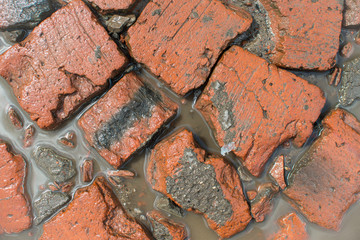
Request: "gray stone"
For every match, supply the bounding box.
[33,146,76,183]
[0,0,53,30]
[339,57,360,106]
[33,191,70,225]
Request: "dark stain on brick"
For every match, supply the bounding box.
[94,84,162,149]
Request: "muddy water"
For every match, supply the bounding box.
[1,26,360,240]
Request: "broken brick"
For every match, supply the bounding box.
[196,46,325,177]
[0,142,32,234]
[242,0,343,70]
[40,177,151,240]
[340,42,354,58]
[147,210,188,240]
[339,57,360,106]
[23,125,35,148]
[269,155,286,189]
[78,73,178,169]
[268,212,308,240]
[7,106,23,129]
[88,0,137,13]
[284,109,360,230]
[147,128,251,239]
[250,183,279,223]
[0,0,53,30]
[81,159,94,183]
[0,0,127,129]
[343,0,360,27]
[127,0,252,96]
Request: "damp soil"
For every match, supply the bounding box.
[1,12,360,240]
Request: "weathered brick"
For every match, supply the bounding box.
[78,73,178,169]
[127,0,252,96]
[0,142,32,234]
[241,0,343,70]
[196,46,325,176]
[284,109,360,230]
[0,0,127,129]
[40,177,151,240]
[147,128,251,239]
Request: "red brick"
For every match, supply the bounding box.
[40,177,151,240]
[88,0,137,12]
[147,210,188,240]
[344,0,360,27]
[269,155,286,189]
[196,46,325,177]
[78,73,178,169]
[260,0,343,70]
[0,0,127,129]
[250,183,279,223]
[0,142,32,234]
[127,0,252,96]
[268,212,308,240]
[284,109,360,230]
[147,128,251,239]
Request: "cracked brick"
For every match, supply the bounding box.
[196,46,325,176]
[0,0,127,129]
[126,0,252,96]
[284,109,360,230]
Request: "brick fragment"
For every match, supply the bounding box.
[40,177,151,240]
[127,0,252,95]
[0,0,127,129]
[147,210,188,240]
[268,212,308,240]
[269,155,286,189]
[0,0,53,30]
[81,159,94,183]
[147,128,251,239]
[241,0,343,70]
[250,183,279,222]
[284,109,360,230]
[0,142,32,234]
[7,107,23,129]
[196,46,325,176]
[78,73,178,169]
